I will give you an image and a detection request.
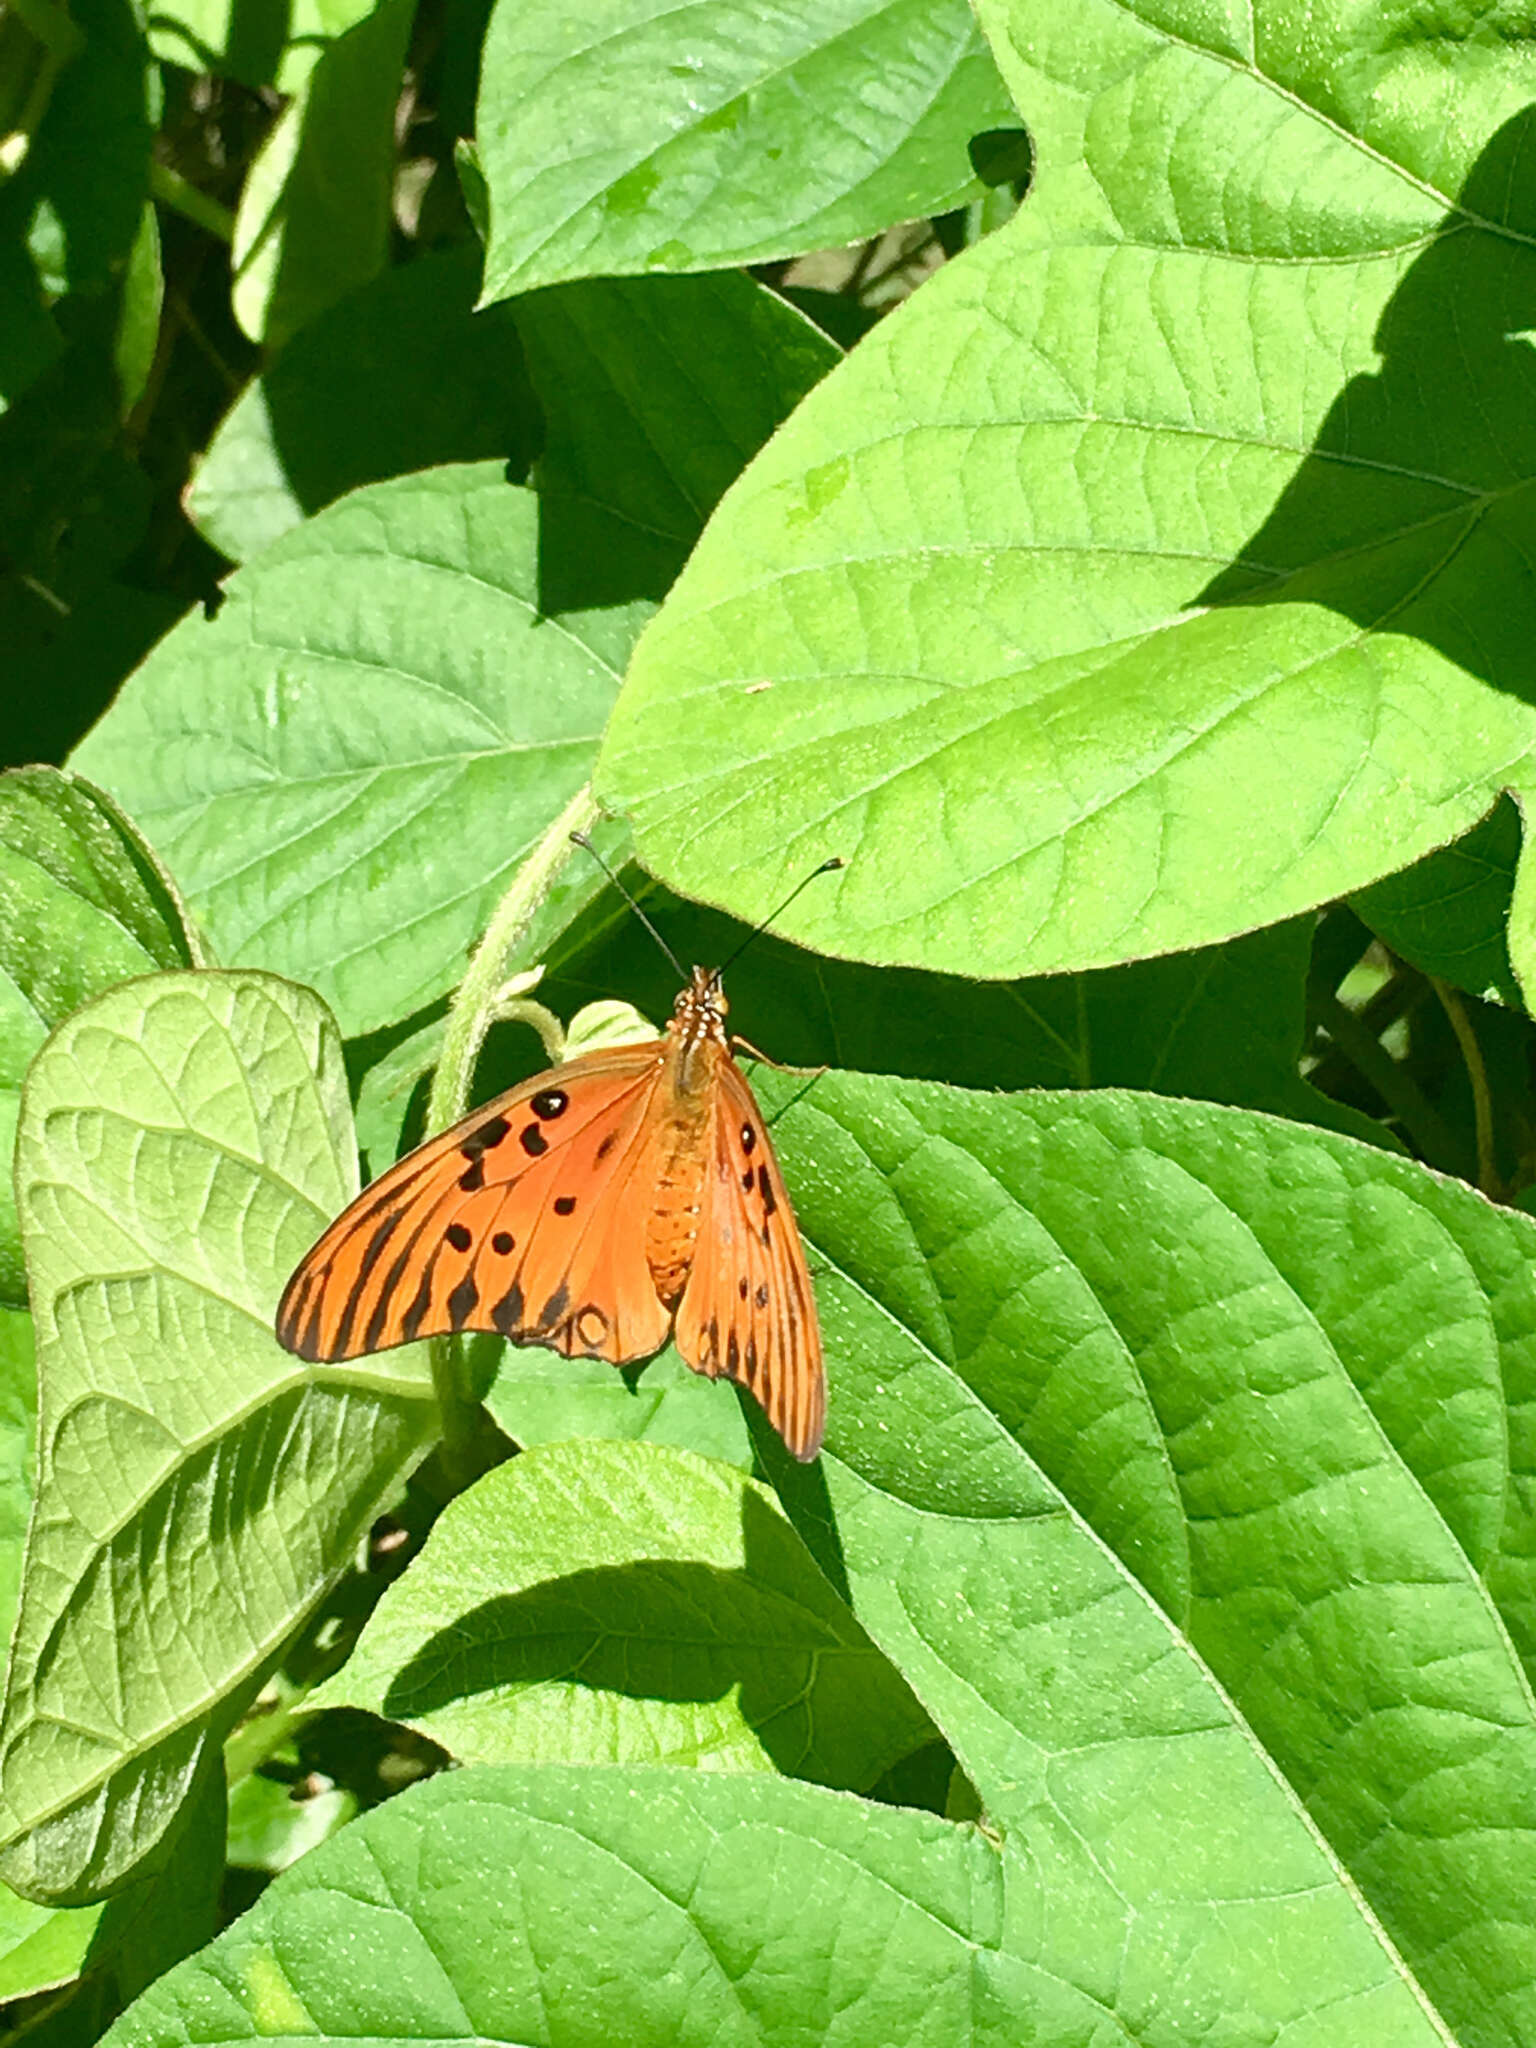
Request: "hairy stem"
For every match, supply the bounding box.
[425,782,600,1475]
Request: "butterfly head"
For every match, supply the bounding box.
[673,966,729,1046]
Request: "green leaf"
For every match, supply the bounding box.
[0,1699,225,2008]
[486,1344,753,1468]
[477,0,1019,300]
[0,1307,36,1664]
[1354,797,1523,1009]
[518,272,839,604]
[230,0,413,347]
[0,766,201,1306]
[757,1071,1536,2045]
[112,202,161,417]
[106,1762,1445,2045]
[147,0,384,93]
[73,465,647,1040]
[0,969,435,1903]
[598,10,1536,983]
[314,1439,930,1784]
[187,247,539,564]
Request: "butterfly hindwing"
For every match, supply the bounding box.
[276,1043,672,1365]
[673,1055,825,1461]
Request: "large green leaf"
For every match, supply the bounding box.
[115,1069,1536,2038]
[187,247,539,565]
[0,766,200,1307]
[477,0,1019,300]
[105,1756,1442,2045]
[598,3,1536,985]
[73,465,646,1040]
[312,1439,931,1785]
[0,969,435,1903]
[755,1072,1536,2047]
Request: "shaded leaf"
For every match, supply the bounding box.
[0,766,200,1306]
[230,0,413,348]
[187,247,538,564]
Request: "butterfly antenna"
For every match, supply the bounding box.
[714,857,846,984]
[569,831,687,979]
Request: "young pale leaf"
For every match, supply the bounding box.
[756,1072,1536,2048]
[486,1344,753,1468]
[105,1762,1443,2046]
[0,766,201,1306]
[477,0,1019,299]
[0,970,435,1903]
[597,4,1536,983]
[188,247,538,564]
[310,1438,929,1783]
[72,466,645,1040]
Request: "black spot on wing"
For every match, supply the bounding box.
[537,1281,570,1334]
[755,1282,769,1309]
[531,1088,569,1119]
[445,1222,471,1253]
[447,1271,479,1329]
[520,1124,549,1157]
[400,1266,436,1343]
[740,1123,755,1154]
[595,1128,619,1161]
[492,1282,525,1335]
[461,1115,510,1160]
[554,1195,576,1216]
[757,1165,776,1215]
[458,1156,485,1193]
[738,1277,748,1300]
[492,1231,514,1256]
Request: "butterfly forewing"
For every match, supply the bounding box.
[673,1055,825,1461]
[276,1044,670,1364]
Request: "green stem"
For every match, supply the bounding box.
[1431,976,1500,1198]
[425,783,599,1473]
[150,160,236,244]
[1309,987,1469,1176]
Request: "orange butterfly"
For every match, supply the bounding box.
[276,966,825,1459]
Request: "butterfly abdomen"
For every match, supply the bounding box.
[643,1021,723,1305]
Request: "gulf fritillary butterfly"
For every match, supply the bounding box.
[275,966,826,1459]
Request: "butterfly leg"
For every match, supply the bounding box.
[730,1035,827,1078]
